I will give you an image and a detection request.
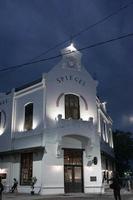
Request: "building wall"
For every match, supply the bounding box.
[0,45,114,194]
[14,82,44,134]
[12,81,45,150]
[46,64,98,128]
[0,92,13,152]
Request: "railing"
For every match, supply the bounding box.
[56,116,94,129]
[12,126,43,139]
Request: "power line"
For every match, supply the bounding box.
[0,0,132,72]
[0,32,133,73]
[29,0,133,62]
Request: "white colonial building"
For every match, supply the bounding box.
[0,44,114,194]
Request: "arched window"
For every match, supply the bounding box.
[24,103,33,131]
[65,94,80,119]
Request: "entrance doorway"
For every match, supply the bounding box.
[64,149,84,193]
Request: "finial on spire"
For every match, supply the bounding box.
[60,43,82,71]
[68,43,77,52]
[61,43,77,55]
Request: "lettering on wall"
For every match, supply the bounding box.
[56,75,86,86]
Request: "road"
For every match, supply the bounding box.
[2,191,133,200]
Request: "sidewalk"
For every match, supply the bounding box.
[2,190,133,200]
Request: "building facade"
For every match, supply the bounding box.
[0,44,114,194]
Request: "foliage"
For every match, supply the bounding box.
[113,130,133,176]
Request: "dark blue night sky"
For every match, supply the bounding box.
[0,0,133,132]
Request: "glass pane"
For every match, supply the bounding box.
[65,94,80,119]
[73,109,78,119]
[64,154,73,164]
[20,153,33,185]
[70,101,74,106]
[73,156,82,165]
[64,150,82,165]
[74,167,81,183]
[65,167,72,182]
[24,103,33,130]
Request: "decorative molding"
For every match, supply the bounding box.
[80,95,88,110]
[56,141,63,158]
[56,93,88,111]
[85,140,93,158]
[56,93,64,107]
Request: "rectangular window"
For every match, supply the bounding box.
[24,103,33,130]
[20,152,33,185]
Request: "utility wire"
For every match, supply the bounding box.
[0,32,133,73]
[29,0,133,62]
[0,0,132,72]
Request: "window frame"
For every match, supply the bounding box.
[24,102,33,131]
[65,94,80,120]
[20,152,33,185]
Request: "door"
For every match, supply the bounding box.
[64,149,83,193]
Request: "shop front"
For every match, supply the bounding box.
[64,149,84,193]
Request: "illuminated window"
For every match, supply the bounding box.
[101,120,106,141]
[104,122,108,143]
[24,103,33,130]
[65,94,80,119]
[20,152,33,185]
[0,110,6,135]
[108,128,114,148]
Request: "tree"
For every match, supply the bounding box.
[113,130,133,176]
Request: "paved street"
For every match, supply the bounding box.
[2,191,133,200]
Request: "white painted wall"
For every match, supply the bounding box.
[46,64,98,129]
[0,92,13,152]
[0,46,113,195]
[14,86,44,133]
[42,143,64,194]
